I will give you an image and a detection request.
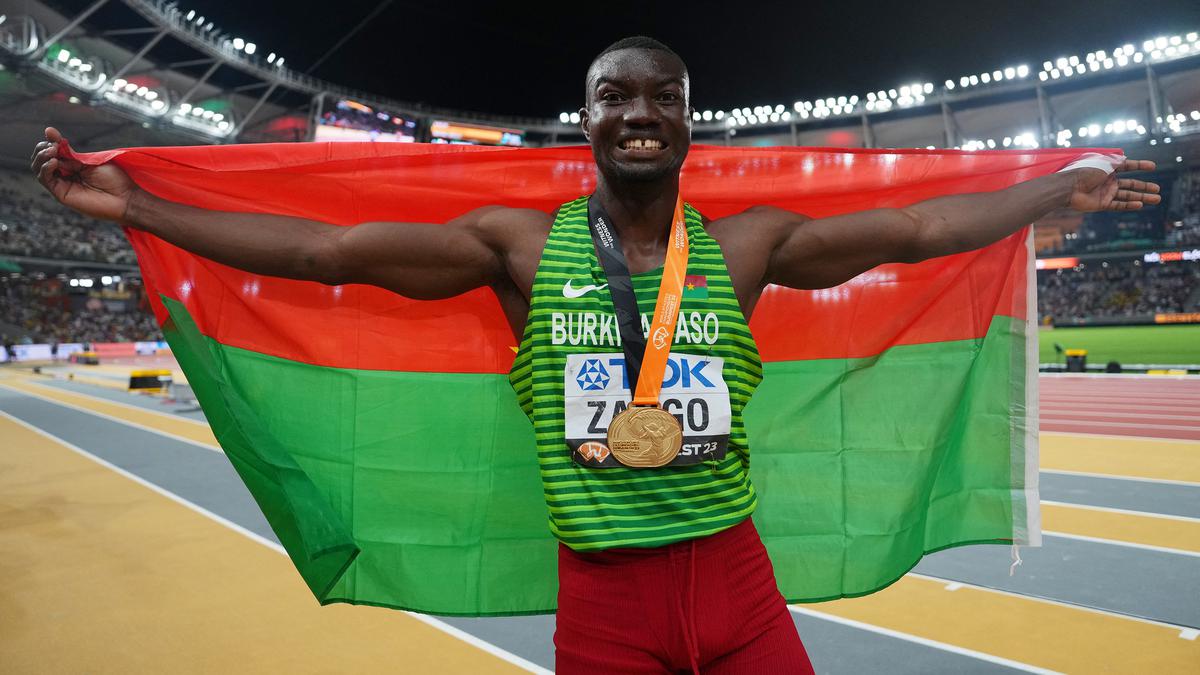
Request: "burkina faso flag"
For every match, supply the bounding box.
[64,142,1112,616]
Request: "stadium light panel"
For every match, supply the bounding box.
[1136,125,1146,134]
[980,73,990,83]
[1003,136,1012,147]
[267,53,276,63]
[887,89,897,99]
[1017,64,1029,77]
[1056,57,1068,69]
[213,113,224,122]
[1150,139,1157,145]
[1192,111,1200,121]
[1151,49,1163,59]
[1188,32,1198,41]
[1155,37,1168,48]
[192,107,203,116]
[769,112,780,122]
[136,86,148,96]
[233,38,244,49]
[68,57,81,67]
[1043,60,1053,70]
[569,112,580,124]
[276,57,284,66]
[968,76,978,86]
[714,110,724,119]
[702,110,712,121]
[986,139,996,148]
[113,78,126,89]
[1004,67,1016,79]
[1039,72,1048,81]
[923,82,933,94]
[1163,137,1171,143]
[1075,64,1086,74]
[849,95,859,105]
[217,121,230,131]
[1113,121,1124,133]
[1166,47,1177,57]
[1088,124,1100,136]
[57,49,70,63]
[196,16,205,25]
[992,70,1002,81]
[151,100,165,110]
[945,80,955,89]
[692,111,701,121]
[1078,127,1088,137]
[1170,35,1181,45]
[959,76,969,87]
[1068,55,1079,66]
[180,103,192,113]
[775,104,785,113]
[1134,52,1144,63]
[124,83,137,92]
[1050,69,1060,79]
[1116,55,1128,66]
[782,111,791,121]
[186,9,195,20]
[245,43,256,55]
[1089,62,1100,72]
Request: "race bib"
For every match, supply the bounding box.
[564,352,732,468]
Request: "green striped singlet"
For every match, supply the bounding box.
[509,196,763,551]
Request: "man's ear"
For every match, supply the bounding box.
[579,107,590,141]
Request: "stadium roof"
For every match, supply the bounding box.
[0,0,1197,168]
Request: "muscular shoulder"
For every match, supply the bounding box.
[456,205,554,254]
[705,204,810,250]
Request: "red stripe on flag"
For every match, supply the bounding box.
[68,143,1103,372]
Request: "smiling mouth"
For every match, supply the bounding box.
[619,138,666,151]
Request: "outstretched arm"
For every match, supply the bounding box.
[755,160,1160,290]
[31,127,532,299]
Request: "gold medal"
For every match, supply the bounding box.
[607,405,683,468]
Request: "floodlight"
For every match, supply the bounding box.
[849,95,858,105]
[1164,137,1171,143]
[276,58,284,66]
[57,49,70,63]
[992,70,1002,81]
[986,139,996,149]
[775,104,784,113]
[741,107,751,116]
[233,38,244,49]
[1170,35,1181,45]
[714,110,724,119]
[769,113,780,122]
[1078,127,1088,137]
[1113,121,1126,133]
[1088,124,1100,136]
[192,107,203,116]
[692,111,700,121]
[1192,111,1200,121]
[569,112,580,123]
[180,103,192,113]
[151,100,165,110]
[1166,47,1177,57]
[136,86,148,96]
[1116,55,1128,66]
[702,110,712,121]
[1089,62,1099,72]
[217,121,230,130]
[782,111,791,121]
[945,80,955,90]
[887,89,897,99]
[1068,55,1079,66]
[186,9,195,20]
[865,101,875,111]
[68,57,81,67]
[960,76,969,87]
[1043,60,1053,70]
[1017,64,1029,77]
[245,43,256,55]
[1188,32,1198,42]
[1133,52,1143,63]
[145,91,158,100]
[124,83,137,92]
[1126,119,1137,128]
[1004,67,1015,79]
[1155,37,1168,48]
[923,82,933,94]
[1075,64,1085,74]
[1136,125,1146,134]
[1056,57,1068,69]
[968,76,978,86]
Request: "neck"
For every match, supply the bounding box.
[593,172,679,248]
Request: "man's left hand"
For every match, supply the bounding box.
[1067,159,1160,212]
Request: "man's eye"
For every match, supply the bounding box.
[601,92,625,102]
[658,92,680,103]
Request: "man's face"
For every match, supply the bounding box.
[581,48,692,183]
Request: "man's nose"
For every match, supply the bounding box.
[625,96,659,125]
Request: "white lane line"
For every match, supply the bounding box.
[21,377,211,427]
[1042,500,1200,523]
[0,410,551,675]
[0,383,224,455]
[1041,469,1200,487]
[787,606,1063,674]
[1043,531,1200,558]
[905,572,1200,637]
[1039,431,1200,445]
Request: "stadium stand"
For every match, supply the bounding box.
[0,170,135,264]
[0,274,161,345]
[1038,259,1200,323]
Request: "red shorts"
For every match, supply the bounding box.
[555,518,815,674]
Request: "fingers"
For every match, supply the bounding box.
[45,127,63,143]
[30,140,50,163]
[1118,159,1155,172]
[37,157,59,187]
[1116,178,1159,193]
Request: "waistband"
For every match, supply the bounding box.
[559,517,756,566]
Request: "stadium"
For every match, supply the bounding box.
[1,1,1198,673]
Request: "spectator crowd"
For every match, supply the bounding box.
[1038,260,1200,323]
[0,172,136,264]
[0,277,161,345]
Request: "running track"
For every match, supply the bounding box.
[1040,375,1200,441]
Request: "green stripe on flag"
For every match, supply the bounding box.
[163,293,1028,613]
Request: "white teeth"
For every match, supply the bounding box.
[623,139,663,150]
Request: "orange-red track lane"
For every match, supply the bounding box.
[1040,376,1200,440]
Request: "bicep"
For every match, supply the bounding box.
[766,208,923,289]
[330,207,507,299]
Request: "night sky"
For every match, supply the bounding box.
[60,0,1200,117]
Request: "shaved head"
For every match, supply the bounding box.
[585,36,688,104]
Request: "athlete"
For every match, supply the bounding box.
[32,36,1158,674]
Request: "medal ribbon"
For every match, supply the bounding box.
[586,194,688,407]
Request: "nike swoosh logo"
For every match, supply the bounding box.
[562,279,608,299]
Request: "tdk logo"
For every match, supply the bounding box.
[574,355,716,391]
[575,359,611,391]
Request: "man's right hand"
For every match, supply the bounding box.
[30,127,138,223]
